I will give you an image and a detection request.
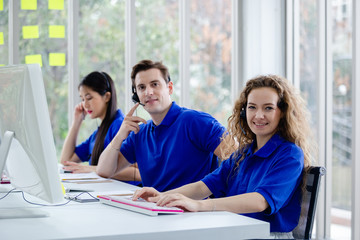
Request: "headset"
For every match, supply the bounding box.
[240,108,246,119]
[99,72,111,92]
[132,86,145,106]
[239,107,247,135]
[131,74,171,106]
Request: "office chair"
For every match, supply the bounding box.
[292,166,326,239]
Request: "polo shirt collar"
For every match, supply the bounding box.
[115,109,123,118]
[246,133,285,159]
[150,101,181,129]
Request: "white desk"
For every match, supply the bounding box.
[0,174,270,240]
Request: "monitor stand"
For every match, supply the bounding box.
[0,131,14,175]
[1,131,53,219]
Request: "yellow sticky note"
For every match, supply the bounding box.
[49,25,65,38]
[61,182,66,195]
[25,55,42,67]
[0,32,4,45]
[22,26,39,39]
[49,0,64,10]
[21,0,37,10]
[49,53,66,66]
[1,0,3,11]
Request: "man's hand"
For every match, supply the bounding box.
[115,103,147,141]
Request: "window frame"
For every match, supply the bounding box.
[352,0,360,239]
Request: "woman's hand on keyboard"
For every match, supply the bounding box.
[155,193,201,212]
[132,187,161,202]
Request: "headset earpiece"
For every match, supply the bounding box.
[239,107,247,135]
[99,72,111,91]
[240,108,246,119]
[132,92,141,104]
[131,86,144,106]
[277,100,286,110]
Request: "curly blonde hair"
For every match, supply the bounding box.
[221,74,314,169]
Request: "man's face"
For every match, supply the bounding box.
[134,68,173,116]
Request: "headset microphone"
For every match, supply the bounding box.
[239,108,246,135]
[131,87,145,106]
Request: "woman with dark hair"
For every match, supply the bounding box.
[60,71,141,184]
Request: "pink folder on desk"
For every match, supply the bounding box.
[97,195,184,216]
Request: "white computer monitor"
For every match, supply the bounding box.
[0,64,64,205]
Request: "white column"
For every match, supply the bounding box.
[67,0,79,127]
[125,0,136,113]
[285,0,293,83]
[351,0,360,239]
[179,0,190,108]
[324,0,333,238]
[315,0,330,238]
[242,0,285,81]
[8,0,19,64]
[231,0,243,101]
[292,0,300,88]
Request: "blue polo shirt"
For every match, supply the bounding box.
[74,109,140,186]
[75,109,125,165]
[120,101,225,192]
[202,133,304,232]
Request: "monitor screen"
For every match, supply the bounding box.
[0,64,64,204]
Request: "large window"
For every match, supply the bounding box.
[2,0,233,155]
[0,0,8,66]
[299,0,353,238]
[18,0,68,156]
[299,0,319,129]
[189,0,232,125]
[331,0,352,237]
[77,0,126,143]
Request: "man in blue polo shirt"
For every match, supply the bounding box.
[97,60,228,191]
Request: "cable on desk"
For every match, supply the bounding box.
[0,188,17,200]
[0,188,98,206]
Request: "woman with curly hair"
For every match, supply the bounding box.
[132,75,314,238]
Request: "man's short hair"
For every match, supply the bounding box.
[131,60,171,88]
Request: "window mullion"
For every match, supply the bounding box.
[352,0,360,239]
[8,0,19,64]
[285,0,293,83]
[179,0,190,108]
[125,0,136,113]
[231,0,242,101]
[324,0,333,238]
[67,0,79,127]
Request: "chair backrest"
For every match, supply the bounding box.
[292,166,326,239]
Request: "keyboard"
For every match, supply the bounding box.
[97,195,184,216]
